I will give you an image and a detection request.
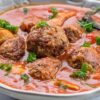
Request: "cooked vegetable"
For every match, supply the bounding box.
[70,63,88,80]
[21,74,29,82]
[86,33,96,44]
[0,28,14,44]
[35,20,49,28]
[79,20,93,32]
[54,80,80,91]
[0,64,12,72]
[82,42,91,47]
[95,36,100,45]
[0,19,18,33]
[48,7,58,19]
[27,52,37,62]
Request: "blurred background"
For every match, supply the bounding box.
[0,0,100,11]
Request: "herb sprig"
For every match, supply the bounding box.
[70,63,88,80]
[27,52,37,62]
[48,7,58,19]
[0,19,18,33]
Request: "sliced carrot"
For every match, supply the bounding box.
[54,80,80,91]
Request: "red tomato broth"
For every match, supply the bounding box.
[0,4,100,94]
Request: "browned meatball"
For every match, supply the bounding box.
[64,25,82,43]
[0,36,25,60]
[68,47,100,69]
[0,55,13,64]
[27,57,61,80]
[27,26,69,57]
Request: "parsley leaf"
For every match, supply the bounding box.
[27,52,37,62]
[82,42,91,47]
[35,21,49,28]
[21,74,29,82]
[96,36,100,45]
[0,19,18,33]
[79,20,94,32]
[0,64,12,74]
[49,7,58,19]
[23,8,28,15]
[70,63,88,80]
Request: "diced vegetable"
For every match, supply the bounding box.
[21,74,29,82]
[70,63,88,80]
[54,80,80,91]
[86,33,96,44]
[95,36,100,45]
[27,52,37,62]
[82,42,91,47]
[35,21,49,28]
[79,20,94,32]
[48,7,58,19]
[0,19,18,33]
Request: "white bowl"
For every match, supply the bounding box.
[0,1,100,100]
[0,83,100,100]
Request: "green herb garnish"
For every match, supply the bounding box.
[35,20,49,28]
[23,8,28,15]
[0,19,18,33]
[82,42,91,47]
[21,74,29,82]
[49,7,58,19]
[96,36,100,45]
[0,64,12,74]
[70,63,88,80]
[79,20,94,32]
[27,52,37,62]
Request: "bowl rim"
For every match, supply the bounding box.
[0,3,100,97]
[0,83,100,97]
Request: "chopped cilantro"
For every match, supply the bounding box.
[35,21,49,28]
[79,20,94,32]
[95,36,100,45]
[49,7,58,19]
[27,52,37,62]
[21,74,29,82]
[82,42,91,47]
[0,19,18,33]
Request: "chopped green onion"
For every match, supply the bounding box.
[27,52,37,62]
[35,21,49,28]
[0,19,18,33]
[21,74,29,82]
[49,7,58,19]
[95,36,100,45]
[82,42,91,47]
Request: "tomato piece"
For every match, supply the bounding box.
[86,33,96,44]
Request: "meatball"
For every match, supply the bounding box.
[27,57,61,80]
[0,36,25,60]
[68,47,100,69]
[27,26,69,57]
[0,55,13,64]
[64,25,82,43]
